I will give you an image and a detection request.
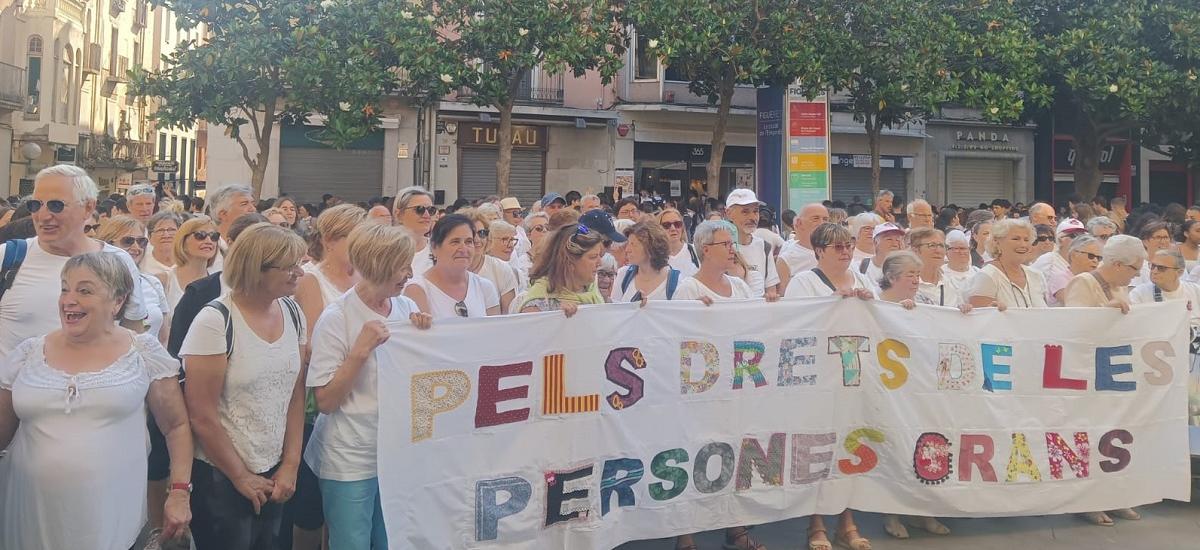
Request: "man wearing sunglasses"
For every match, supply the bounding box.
[126,183,158,223]
[0,165,150,360]
[1031,218,1087,306]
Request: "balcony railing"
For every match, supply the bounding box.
[82,134,154,170]
[456,68,564,106]
[0,62,25,111]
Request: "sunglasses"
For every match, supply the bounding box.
[530,225,548,233]
[111,236,149,248]
[821,242,856,253]
[26,199,69,214]
[408,205,436,216]
[1034,236,1055,244]
[84,224,101,233]
[477,229,490,239]
[189,231,221,242]
[661,221,684,230]
[1075,251,1103,262]
[454,300,468,318]
[1150,264,1181,273]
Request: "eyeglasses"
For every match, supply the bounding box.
[947,246,970,252]
[84,224,100,233]
[111,236,149,248]
[1150,263,1181,273]
[820,242,855,253]
[477,229,490,239]
[661,220,684,230]
[530,225,548,233]
[26,199,68,214]
[916,242,947,250]
[407,205,436,216]
[265,262,304,274]
[1074,251,1103,262]
[1034,236,1055,244]
[705,240,734,249]
[454,300,468,318]
[151,227,177,235]
[189,231,221,242]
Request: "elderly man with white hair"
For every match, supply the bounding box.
[0,165,150,360]
[126,183,158,223]
[1130,249,1200,324]
[203,184,257,271]
[579,194,602,212]
[906,199,934,230]
[776,202,829,295]
[1087,216,1118,241]
[1029,202,1058,227]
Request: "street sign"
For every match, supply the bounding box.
[152,160,179,173]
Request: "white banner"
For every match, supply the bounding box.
[377,299,1192,550]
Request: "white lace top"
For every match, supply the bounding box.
[0,333,180,550]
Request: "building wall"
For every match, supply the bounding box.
[924,121,1037,205]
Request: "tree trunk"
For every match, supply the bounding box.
[706,78,735,198]
[866,113,882,198]
[1071,125,1104,201]
[496,100,514,198]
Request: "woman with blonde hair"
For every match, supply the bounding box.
[965,218,1047,309]
[304,223,431,549]
[98,216,172,342]
[160,216,220,310]
[658,208,699,277]
[296,204,368,344]
[181,224,310,549]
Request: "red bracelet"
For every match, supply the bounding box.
[169,482,193,494]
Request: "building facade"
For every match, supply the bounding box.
[0,0,202,197]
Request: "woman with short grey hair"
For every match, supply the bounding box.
[965,218,1045,309]
[672,220,755,303]
[145,210,185,276]
[1066,235,1103,278]
[1086,216,1118,241]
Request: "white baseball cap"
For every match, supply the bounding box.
[725,188,763,208]
[872,222,905,239]
[1056,218,1086,237]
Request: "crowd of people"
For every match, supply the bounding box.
[0,167,1197,550]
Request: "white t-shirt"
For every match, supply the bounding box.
[916,276,962,307]
[141,273,170,338]
[784,269,874,298]
[179,296,307,474]
[852,247,873,264]
[476,255,518,299]
[673,275,754,302]
[611,266,679,302]
[210,237,228,272]
[406,273,499,320]
[1130,281,1200,331]
[942,264,980,289]
[1031,251,1072,306]
[411,243,433,278]
[0,238,148,360]
[778,241,817,275]
[667,244,700,279]
[304,289,419,481]
[738,235,780,297]
[753,228,786,251]
[964,263,1048,309]
[141,249,171,277]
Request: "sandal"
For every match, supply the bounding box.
[835,527,871,550]
[723,526,766,550]
[807,527,831,550]
[1108,507,1141,520]
[674,534,699,550]
[1080,511,1114,526]
[882,514,908,539]
[905,515,951,535]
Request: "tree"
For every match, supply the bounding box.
[1138,2,1200,192]
[395,0,627,197]
[133,0,345,197]
[627,0,819,195]
[1025,0,1200,199]
[801,0,1050,196]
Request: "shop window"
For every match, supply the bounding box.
[635,34,657,79]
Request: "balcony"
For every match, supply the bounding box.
[133,0,148,29]
[83,43,102,74]
[107,56,130,83]
[0,62,24,112]
[81,133,153,170]
[456,68,564,106]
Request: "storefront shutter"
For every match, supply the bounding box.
[278,147,383,204]
[459,148,544,207]
[945,159,1013,207]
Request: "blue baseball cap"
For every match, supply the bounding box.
[541,192,566,206]
[579,209,626,243]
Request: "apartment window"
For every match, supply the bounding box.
[109,27,119,73]
[28,36,43,55]
[635,34,657,79]
[26,36,43,116]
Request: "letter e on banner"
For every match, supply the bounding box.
[980,343,1013,392]
[790,433,836,484]
[778,336,818,386]
[545,465,594,526]
[476,362,532,428]
[1095,345,1136,392]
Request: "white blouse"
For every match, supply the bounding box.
[0,333,180,550]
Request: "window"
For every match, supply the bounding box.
[109,27,119,73]
[635,34,657,80]
[28,36,43,55]
[664,63,692,82]
[26,36,43,117]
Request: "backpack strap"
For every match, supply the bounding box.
[202,299,234,359]
[859,257,872,275]
[811,267,838,293]
[686,244,699,267]
[1153,284,1164,303]
[0,239,30,303]
[280,296,302,336]
[619,264,639,295]
[666,268,681,300]
[762,240,772,273]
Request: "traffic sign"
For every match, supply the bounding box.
[152,160,179,173]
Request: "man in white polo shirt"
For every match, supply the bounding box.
[724,189,779,299]
[858,222,905,291]
[776,202,829,295]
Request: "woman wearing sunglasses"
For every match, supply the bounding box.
[513,223,608,317]
[392,186,437,277]
[160,217,220,310]
[98,216,171,344]
[404,214,501,319]
[658,208,699,278]
[784,222,875,300]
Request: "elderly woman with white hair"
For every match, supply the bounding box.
[1063,234,1146,526]
[848,212,883,262]
[672,220,755,303]
[907,227,964,307]
[965,219,1047,309]
[942,229,980,289]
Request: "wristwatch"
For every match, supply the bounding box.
[168,482,193,495]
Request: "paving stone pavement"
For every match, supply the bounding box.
[617,499,1200,550]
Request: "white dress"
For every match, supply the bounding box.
[0,333,180,550]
